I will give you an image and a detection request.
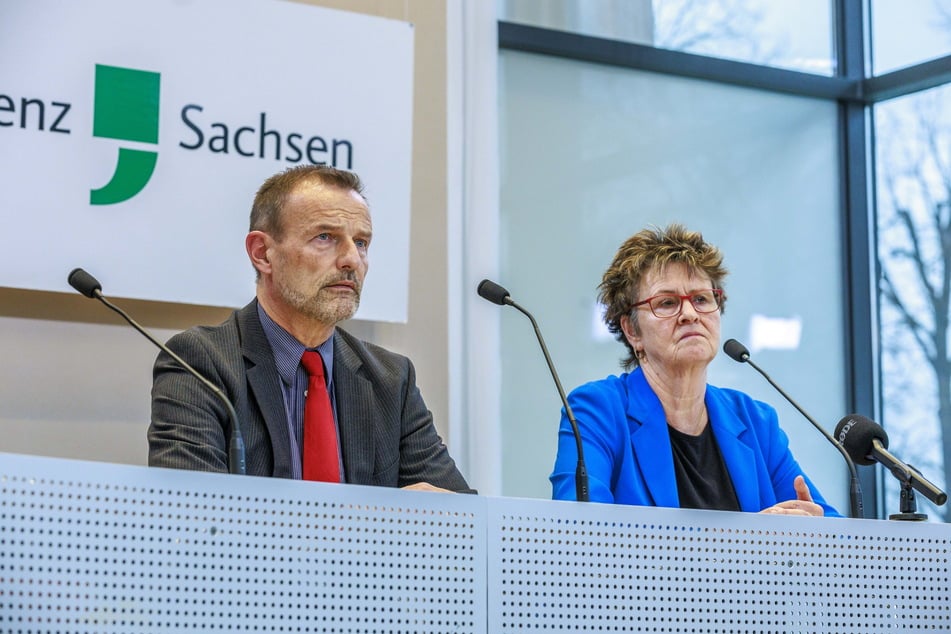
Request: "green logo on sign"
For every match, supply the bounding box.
[90,64,160,205]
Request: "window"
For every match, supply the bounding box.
[870,0,951,75]
[491,1,951,519]
[497,0,836,74]
[498,49,847,509]
[874,85,951,521]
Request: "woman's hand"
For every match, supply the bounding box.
[759,475,825,516]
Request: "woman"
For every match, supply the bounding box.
[550,224,840,516]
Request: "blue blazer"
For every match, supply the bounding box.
[551,368,840,516]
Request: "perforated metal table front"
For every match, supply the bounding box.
[488,498,951,632]
[0,453,484,633]
[2,452,949,633]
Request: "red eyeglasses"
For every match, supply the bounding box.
[633,289,724,318]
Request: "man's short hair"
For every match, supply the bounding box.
[249,165,366,239]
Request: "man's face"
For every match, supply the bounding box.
[266,182,372,327]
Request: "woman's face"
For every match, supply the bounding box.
[622,262,721,373]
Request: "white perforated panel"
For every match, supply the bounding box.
[488,497,951,633]
[0,452,485,633]
[4,453,950,633]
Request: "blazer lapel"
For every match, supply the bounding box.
[332,331,376,484]
[707,392,759,512]
[237,302,294,478]
[627,370,681,508]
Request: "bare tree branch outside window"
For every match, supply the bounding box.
[876,88,951,521]
[653,0,784,64]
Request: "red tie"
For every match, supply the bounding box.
[300,350,340,482]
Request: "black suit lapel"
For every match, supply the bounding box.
[333,331,376,485]
[236,301,294,478]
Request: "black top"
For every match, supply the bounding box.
[669,422,741,511]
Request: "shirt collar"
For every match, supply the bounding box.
[257,302,334,385]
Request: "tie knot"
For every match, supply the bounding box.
[301,350,326,380]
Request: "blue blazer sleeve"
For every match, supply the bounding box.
[706,386,841,517]
[550,374,630,504]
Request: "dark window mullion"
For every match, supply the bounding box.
[864,54,951,102]
[499,20,860,101]
[837,0,879,518]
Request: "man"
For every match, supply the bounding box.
[148,165,472,492]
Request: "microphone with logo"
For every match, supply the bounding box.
[723,338,863,518]
[67,267,247,475]
[477,279,589,502]
[834,414,947,515]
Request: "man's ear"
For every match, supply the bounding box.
[246,231,272,276]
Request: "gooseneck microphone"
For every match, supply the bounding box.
[723,338,864,518]
[835,414,947,506]
[477,279,589,502]
[67,268,247,475]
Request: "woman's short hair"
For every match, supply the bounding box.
[599,223,728,370]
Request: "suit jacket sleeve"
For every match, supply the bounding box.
[148,326,236,473]
[396,356,474,492]
[334,329,474,493]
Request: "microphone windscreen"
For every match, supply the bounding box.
[68,268,102,298]
[834,414,889,466]
[477,279,511,305]
[722,338,750,363]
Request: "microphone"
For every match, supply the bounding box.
[477,279,589,502]
[67,268,247,476]
[723,338,864,518]
[835,414,947,506]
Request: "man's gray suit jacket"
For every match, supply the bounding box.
[148,300,472,492]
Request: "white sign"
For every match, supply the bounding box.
[0,0,414,322]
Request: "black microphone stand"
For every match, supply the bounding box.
[507,298,590,503]
[747,356,864,519]
[888,464,929,522]
[723,339,864,518]
[477,279,589,502]
[68,268,246,475]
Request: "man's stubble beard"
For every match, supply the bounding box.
[278,273,362,326]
